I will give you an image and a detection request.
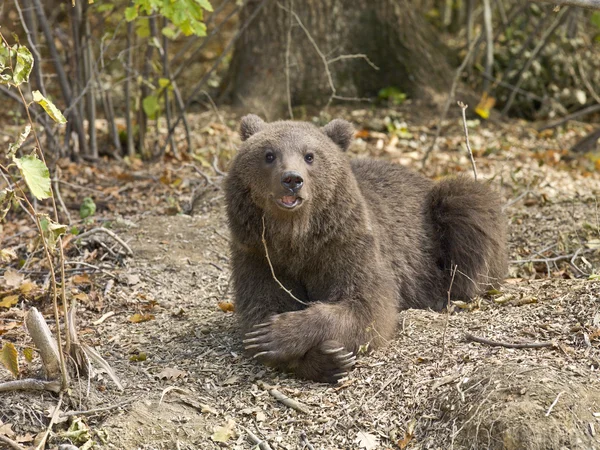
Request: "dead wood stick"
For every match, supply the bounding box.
[0,434,25,450]
[300,431,316,450]
[458,102,478,180]
[35,391,64,450]
[60,399,132,418]
[25,307,62,380]
[465,332,555,349]
[440,265,458,361]
[240,425,273,450]
[510,247,594,264]
[545,390,566,416]
[0,379,61,393]
[261,216,308,306]
[269,389,309,414]
[538,104,600,131]
[76,227,133,256]
[529,0,600,10]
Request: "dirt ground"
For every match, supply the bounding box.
[1,105,600,449]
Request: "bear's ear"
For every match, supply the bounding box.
[322,119,354,151]
[239,114,265,141]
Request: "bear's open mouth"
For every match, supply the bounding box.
[276,195,302,210]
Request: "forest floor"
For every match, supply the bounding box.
[1,103,600,450]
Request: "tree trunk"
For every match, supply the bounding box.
[222,0,452,118]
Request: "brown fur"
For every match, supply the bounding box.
[225,115,507,383]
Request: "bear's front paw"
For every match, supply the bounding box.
[243,312,314,366]
[291,340,356,383]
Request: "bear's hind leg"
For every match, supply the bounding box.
[429,177,507,301]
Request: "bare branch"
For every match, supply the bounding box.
[529,0,600,10]
[465,332,555,349]
[261,216,308,306]
[458,102,478,180]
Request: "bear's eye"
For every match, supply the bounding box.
[304,153,314,164]
[265,152,275,163]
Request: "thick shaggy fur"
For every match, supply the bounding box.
[225,115,507,383]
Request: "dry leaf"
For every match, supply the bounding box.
[156,367,187,380]
[0,342,19,377]
[125,273,141,285]
[355,431,379,450]
[0,248,17,262]
[398,419,416,449]
[0,422,15,436]
[218,301,235,312]
[0,321,20,336]
[15,433,34,443]
[19,281,37,294]
[128,313,155,323]
[0,295,19,309]
[72,274,92,285]
[211,419,236,442]
[23,347,34,363]
[2,269,24,288]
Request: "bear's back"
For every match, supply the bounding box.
[349,159,441,309]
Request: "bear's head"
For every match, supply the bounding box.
[228,115,355,219]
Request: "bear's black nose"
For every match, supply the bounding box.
[281,171,304,192]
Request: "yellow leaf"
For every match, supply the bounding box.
[474,93,496,120]
[23,347,34,363]
[0,342,19,377]
[218,301,235,313]
[128,313,155,323]
[211,419,236,443]
[0,295,19,309]
[19,281,37,294]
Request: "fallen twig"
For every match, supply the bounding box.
[300,431,316,450]
[545,390,566,416]
[465,332,555,349]
[440,264,458,361]
[76,227,133,256]
[0,379,61,393]
[269,388,310,414]
[0,434,24,450]
[35,391,64,450]
[510,248,594,265]
[538,104,600,131]
[240,425,273,450]
[261,216,308,306]
[61,399,133,418]
[457,102,478,180]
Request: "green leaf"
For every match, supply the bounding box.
[96,3,115,12]
[79,197,96,219]
[13,45,33,85]
[32,90,67,124]
[158,78,172,89]
[142,95,159,119]
[40,215,67,250]
[0,189,15,220]
[196,0,213,12]
[8,124,31,159]
[125,6,138,21]
[161,26,177,39]
[13,154,51,200]
[591,11,600,29]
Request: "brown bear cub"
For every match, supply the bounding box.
[225,115,507,383]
